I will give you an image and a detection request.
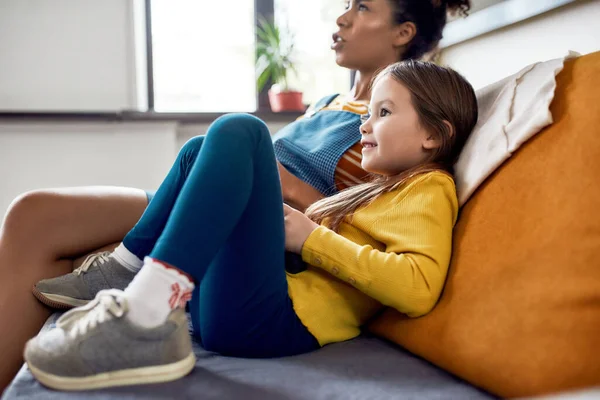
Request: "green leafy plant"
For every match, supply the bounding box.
[255,16,298,93]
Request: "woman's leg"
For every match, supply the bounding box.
[0,187,148,390]
[148,114,318,358]
[31,136,210,311]
[69,193,158,270]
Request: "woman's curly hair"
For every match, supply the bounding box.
[392,0,471,60]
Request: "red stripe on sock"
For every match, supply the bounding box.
[149,258,195,284]
[168,282,193,310]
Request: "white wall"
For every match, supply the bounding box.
[0,0,143,111]
[0,122,177,218]
[442,0,600,89]
[0,120,288,219]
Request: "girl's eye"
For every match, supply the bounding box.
[360,113,370,123]
[358,3,368,11]
[379,108,390,117]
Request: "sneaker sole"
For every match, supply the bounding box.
[27,352,196,391]
[32,286,90,309]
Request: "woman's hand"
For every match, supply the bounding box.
[277,162,325,212]
[283,204,320,254]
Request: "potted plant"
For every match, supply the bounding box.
[256,16,305,112]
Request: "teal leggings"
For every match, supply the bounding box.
[123,114,319,358]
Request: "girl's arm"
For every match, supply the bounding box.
[301,173,458,317]
[278,162,325,212]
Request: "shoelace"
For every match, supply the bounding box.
[73,251,111,276]
[57,289,128,339]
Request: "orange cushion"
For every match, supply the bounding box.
[368,51,600,398]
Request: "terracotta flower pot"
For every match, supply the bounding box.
[268,90,305,112]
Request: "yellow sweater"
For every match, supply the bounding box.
[286,171,458,346]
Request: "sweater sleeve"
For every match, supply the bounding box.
[300,173,458,317]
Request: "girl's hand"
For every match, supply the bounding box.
[283,204,320,254]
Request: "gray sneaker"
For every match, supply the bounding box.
[33,252,137,309]
[24,289,196,391]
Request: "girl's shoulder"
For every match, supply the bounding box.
[347,171,459,233]
[401,170,455,193]
[370,171,458,213]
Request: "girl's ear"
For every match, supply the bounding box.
[422,135,441,150]
[393,21,417,47]
[422,121,454,150]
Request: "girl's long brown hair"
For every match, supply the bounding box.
[305,60,478,232]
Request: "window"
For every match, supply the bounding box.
[148,0,350,113]
[150,0,256,112]
[275,0,350,106]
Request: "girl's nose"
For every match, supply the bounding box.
[360,120,371,135]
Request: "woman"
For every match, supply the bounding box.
[0,0,470,390]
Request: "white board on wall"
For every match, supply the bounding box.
[0,0,141,112]
[441,0,600,89]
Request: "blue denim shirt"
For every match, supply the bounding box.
[272,94,362,196]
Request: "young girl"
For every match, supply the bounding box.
[24,60,478,391]
[0,0,472,388]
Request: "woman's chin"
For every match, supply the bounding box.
[334,53,355,70]
[334,55,367,73]
[334,54,346,67]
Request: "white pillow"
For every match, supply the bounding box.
[453,51,580,206]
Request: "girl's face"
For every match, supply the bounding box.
[359,75,439,176]
[333,0,407,71]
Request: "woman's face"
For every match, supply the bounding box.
[332,0,405,72]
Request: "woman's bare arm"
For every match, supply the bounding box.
[277,162,325,212]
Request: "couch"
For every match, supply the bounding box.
[3,53,600,400]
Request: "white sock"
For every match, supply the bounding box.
[124,257,195,328]
[113,243,144,272]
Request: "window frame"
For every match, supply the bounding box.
[145,0,276,114]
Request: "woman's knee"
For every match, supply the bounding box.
[2,190,53,242]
